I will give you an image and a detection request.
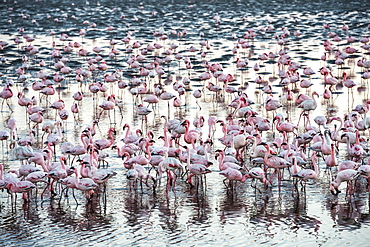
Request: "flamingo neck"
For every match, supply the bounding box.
[80,163,89,178]
[74,169,80,186]
[56,122,62,137]
[146,141,152,160]
[117,146,125,157]
[263,145,270,162]
[60,157,66,170]
[249,137,257,156]
[124,125,130,139]
[164,127,169,148]
[312,155,319,175]
[230,134,235,149]
[355,131,360,145]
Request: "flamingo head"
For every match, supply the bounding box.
[204,138,213,145]
[181,120,190,126]
[272,115,280,122]
[148,131,154,139]
[173,148,181,157]
[340,133,348,140]
[330,181,340,195]
[216,120,224,125]
[109,127,116,135]
[136,129,143,136]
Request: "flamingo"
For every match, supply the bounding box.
[0,164,8,189]
[261,142,291,186]
[29,111,44,129]
[215,149,241,171]
[182,120,201,150]
[297,91,319,126]
[122,124,142,144]
[11,142,35,164]
[125,163,156,189]
[0,84,13,111]
[5,171,36,201]
[123,138,153,168]
[273,114,297,142]
[46,156,68,196]
[93,127,116,150]
[65,132,90,160]
[343,130,364,161]
[157,152,184,189]
[219,167,249,188]
[330,169,360,196]
[98,94,116,123]
[71,166,98,201]
[86,161,117,185]
[292,153,319,183]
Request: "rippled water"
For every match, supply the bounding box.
[1,0,370,246]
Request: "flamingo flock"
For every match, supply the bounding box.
[0,1,370,209]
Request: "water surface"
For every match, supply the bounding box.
[1,0,370,246]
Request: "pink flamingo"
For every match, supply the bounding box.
[0,164,8,189]
[46,156,68,196]
[8,118,17,141]
[248,167,269,187]
[273,114,297,142]
[18,163,41,178]
[0,84,13,111]
[330,169,360,196]
[0,130,10,150]
[123,138,153,168]
[215,149,241,171]
[65,132,90,161]
[292,153,319,187]
[219,167,249,189]
[17,92,33,107]
[182,120,201,150]
[11,142,35,164]
[73,167,98,200]
[98,94,116,123]
[207,116,218,138]
[73,91,84,101]
[122,124,142,144]
[323,72,339,89]
[261,142,291,186]
[192,89,202,109]
[5,171,36,201]
[143,94,159,109]
[26,103,45,115]
[325,143,337,171]
[111,142,139,157]
[297,91,319,126]
[40,85,55,102]
[125,163,156,189]
[343,130,364,161]
[265,95,283,113]
[338,160,359,172]
[157,151,183,188]
[93,127,116,151]
[86,160,116,185]
[342,72,356,88]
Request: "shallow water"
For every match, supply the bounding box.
[1,0,370,246]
